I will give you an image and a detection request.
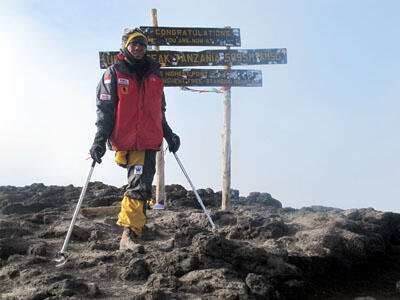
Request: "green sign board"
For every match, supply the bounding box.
[140,26,241,47]
[99,49,287,69]
[160,68,262,87]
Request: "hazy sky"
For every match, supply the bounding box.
[1,0,399,212]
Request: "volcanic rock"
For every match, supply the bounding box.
[1,183,400,299]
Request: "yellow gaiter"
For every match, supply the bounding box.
[115,150,147,235]
[117,195,146,235]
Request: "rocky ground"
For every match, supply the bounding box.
[1,182,400,300]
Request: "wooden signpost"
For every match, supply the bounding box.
[150,10,166,210]
[99,8,287,210]
[99,49,287,69]
[159,68,262,87]
[140,26,241,47]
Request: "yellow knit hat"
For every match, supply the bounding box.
[122,28,148,48]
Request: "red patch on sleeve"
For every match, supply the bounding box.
[104,76,111,84]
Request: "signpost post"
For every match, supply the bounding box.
[222,29,232,211]
[99,9,287,211]
[151,9,166,207]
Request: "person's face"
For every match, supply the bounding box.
[127,42,147,59]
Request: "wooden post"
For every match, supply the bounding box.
[152,8,165,206]
[221,28,232,211]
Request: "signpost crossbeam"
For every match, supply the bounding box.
[140,26,241,47]
[99,48,287,69]
[160,68,262,87]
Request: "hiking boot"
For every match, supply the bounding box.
[119,227,144,252]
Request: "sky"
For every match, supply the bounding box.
[0,0,399,212]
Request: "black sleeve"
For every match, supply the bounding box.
[93,67,117,144]
[161,92,174,139]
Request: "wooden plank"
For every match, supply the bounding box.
[99,48,287,69]
[140,26,241,47]
[160,68,262,87]
[80,206,121,217]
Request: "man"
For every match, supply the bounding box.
[90,28,180,251]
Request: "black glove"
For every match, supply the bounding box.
[165,133,180,153]
[90,139,106,163]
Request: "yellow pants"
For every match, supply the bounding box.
[116,195,146,235]
[114,150,145,167]
[115,150,153,235]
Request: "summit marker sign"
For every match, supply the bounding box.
[99,49,287,69]
[98,19,287,211]
[140,26,241,47]
[160,68,262,87]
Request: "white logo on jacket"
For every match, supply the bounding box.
[118,78,129,85]
[100,94,112,101]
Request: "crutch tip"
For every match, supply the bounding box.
[55,252,68,268]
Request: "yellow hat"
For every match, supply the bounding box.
[124,31,148,48]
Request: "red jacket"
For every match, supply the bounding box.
[94,54,170,151]
[111,69,164,150]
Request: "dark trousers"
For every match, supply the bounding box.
[125,150,157,201]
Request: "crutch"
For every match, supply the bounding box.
[173,153,216,230]
[55,160,96,267]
